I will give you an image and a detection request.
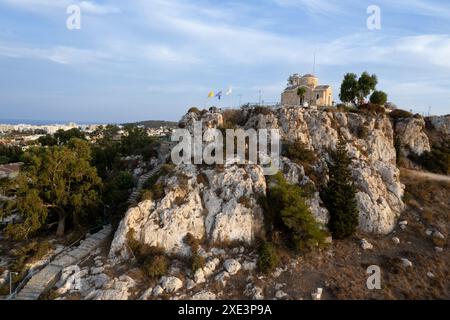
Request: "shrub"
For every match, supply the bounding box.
[357,103,386,114]
[11,240,53,274]
[390,109,413,120]
[222,109,246,129]
[126,230,169,278]
[188,107,201,115]
[238,196,252,209]
[184,233,205,272]
[322,138,359,239]
[191,254,206,273]
[140,182,164,202]
[408,143,450,175]
[263,173,328,251]
[140,190,154,201]
[257,241,280,274]
[370,90,388,105]
[144,255,169,278]
[196,172,209,186]
[253,106,273,116]
[282,140,316,167]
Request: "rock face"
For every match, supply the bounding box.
[395,117,431,156]
[427,115,450,139]
[243,107,405,234]
[110,106,417,260]
[110,164,266,259]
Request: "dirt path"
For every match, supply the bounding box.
[401,169,450,183]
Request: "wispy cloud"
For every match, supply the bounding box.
[0,0,120,15]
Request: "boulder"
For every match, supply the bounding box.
[160,276,183,293]
[109,164,266,259]
[214,271,229,287]
[360,239,374,250]
[223,259,241,275]
[191,290,217,300]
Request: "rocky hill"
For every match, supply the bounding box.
[46,107,449,300]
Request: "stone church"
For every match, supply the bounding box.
[281,73,333,107]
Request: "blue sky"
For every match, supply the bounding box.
[0,0,449,123]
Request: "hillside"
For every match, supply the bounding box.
[3,106,449,300]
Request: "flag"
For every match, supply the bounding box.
[226,86,233,96]
[208,90,215,98]
[215,91,222,100]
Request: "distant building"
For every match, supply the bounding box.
[281,74,333,107]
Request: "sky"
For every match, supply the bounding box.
[0,0,449,123]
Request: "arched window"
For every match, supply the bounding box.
[316,94,320,100]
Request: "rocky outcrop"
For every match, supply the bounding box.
[243,107,405,234]
[395,117,431,156]
[110,106,412,261]
[110,164,266,260]
[427,115,450,138]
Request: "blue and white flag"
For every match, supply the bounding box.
[215,91,222,100]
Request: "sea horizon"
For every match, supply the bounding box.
[0,119,113,126]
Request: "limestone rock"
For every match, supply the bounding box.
[312,288,323,300]
[401,258,413,268]
[191,290,217,300]
[275,290,288,299]
[160,276,183,293]
[244,283,264,300]
[433,231,445,240]
[360,239,374,250]
[223,259,241,275]
[242,260,257,271]
[194,269,205,284]
[152,285,164,297]
[88,275,136,300]
[110,164,266,259]
[395,117,431,156]
[214,271,229,287]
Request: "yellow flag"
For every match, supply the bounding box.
[208,90,215,98]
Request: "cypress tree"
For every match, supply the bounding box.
[322,137,359,239]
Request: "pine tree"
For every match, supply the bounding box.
[322,137,359,239]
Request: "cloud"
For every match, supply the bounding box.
[0,41,109,64]
[272,0,343,14]
[0,0,120,15]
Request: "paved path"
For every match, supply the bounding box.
[15,225,112,300]
[402,169,450,183]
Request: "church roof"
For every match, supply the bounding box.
[314,85,330,90]
[302,74,316,78]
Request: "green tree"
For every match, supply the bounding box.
[263,173,327,250]
[322,137,359,239]
[121,125,159,160]
[340,72,379,105]
[370,90,388,106]
[38,128,85,146]
[297,87,306,105]
[3,138,102,239]
[339,73,359,104]
[357,71,378,103]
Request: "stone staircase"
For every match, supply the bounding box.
[15,225,112,300]
[127,165,162,205]
[127,141,173,206]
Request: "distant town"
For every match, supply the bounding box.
[0,121,177,151]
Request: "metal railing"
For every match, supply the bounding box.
[5,222,109,300]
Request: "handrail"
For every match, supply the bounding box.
[6,222,108,300]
